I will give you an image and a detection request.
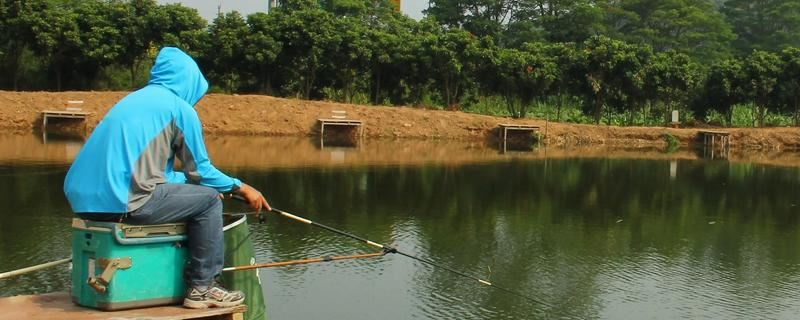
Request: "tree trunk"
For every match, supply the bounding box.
[375,70,382,105]
[593,96,603,124]
[556,94,563,121]
[505,90,517,118]
[56,64,63,92]
[8,44,25,91]
[628,106,634,126]
[794,95,800,127]
[664,99,672,125]
[726,104,733,126]
[443,75,451,108]
[130,63,136,89]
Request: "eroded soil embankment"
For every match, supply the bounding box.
[2,91,800,151]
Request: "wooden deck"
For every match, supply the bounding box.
[699,130,730,147]
[318,118,364,147]
[699,130,730,159]
[497,124,540,152]
[42,109,90,123]
[41,109,91,140]
[0,292,246,320]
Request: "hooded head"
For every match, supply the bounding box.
[148,47,209,107]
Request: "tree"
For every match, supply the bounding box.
[604,0,735,63]
[73,0,127,88]
[416,20,482,109]
[697,58,744,124]
[325,16,372,102]
[0,0,40,89]
[149,3,207,52]
[425,0,515,38]
[541,42,581,121]
[115,0,160,88]
[574,36,651,124]
[741,50,783,126]
[777,47,800,125]
[482,44,558,118]
[514,0,607,44]
[243,12,281,94]
[204,11,250,92]
[722,0,800,54]
[364,10,418,105]
[271,3,341,99]
[319,0,368,16]
[645,52,699,124]
[28,2,81,91]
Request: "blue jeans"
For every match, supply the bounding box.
[125,183,223,287]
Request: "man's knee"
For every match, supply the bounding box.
[200,187,222,208]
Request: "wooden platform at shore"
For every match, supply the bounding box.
[698,130,730,149]
[318,118,363,135]
[497,123,540,152]
[42,109,90,125]
[41,109,91,141]
[318,118,364,147]
[0,292,246,320]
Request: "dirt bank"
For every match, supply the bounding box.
[2,91,800,150]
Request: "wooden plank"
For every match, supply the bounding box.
[0,292,246,320]
[698,130,729,136]
[42,110,90,116]
[318,118,362,125]
[498,124,540,130]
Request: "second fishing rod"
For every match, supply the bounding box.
[230,195,547,306]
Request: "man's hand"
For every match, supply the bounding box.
[237,182,271,213]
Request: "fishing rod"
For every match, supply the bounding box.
[0,257,72,280]
[230,195,545,305]
[223,252,384,272]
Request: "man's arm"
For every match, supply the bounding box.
[173,108,240,192]
[173,107,270,211]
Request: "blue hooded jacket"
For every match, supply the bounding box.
[64,47,241,214]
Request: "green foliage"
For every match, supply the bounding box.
[722,0,800,54]
[481,43,558,118]
[662,133,679,152]
[243,12,280,94]
[531,0,607,43]
[706,104,795,127]
[741,50,783,126]
[645,51,700,124]
[425,0,510,38]
[573,36,652,124]
[270,3,340,99]
[203,11,249,93]
[150,4,207,53]
[605,0,735,63]
[465,95,509,116]
[777,47,800,125]
[2,0,800,128]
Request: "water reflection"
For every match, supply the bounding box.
[41,131,85,146]
[231,159,800,319]
[2,136,800,319]
[7,133,800,169]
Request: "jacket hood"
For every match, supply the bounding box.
[148,47,208,107]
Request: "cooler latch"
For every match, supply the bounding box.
[87,257,132,293]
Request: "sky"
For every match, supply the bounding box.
[156,0,428,21]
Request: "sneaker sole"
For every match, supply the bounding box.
[183,297,245,309]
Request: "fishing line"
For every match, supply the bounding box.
[230,200,548,307]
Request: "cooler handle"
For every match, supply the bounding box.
[113,225,187,245]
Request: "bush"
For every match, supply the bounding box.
[663,133,680,153]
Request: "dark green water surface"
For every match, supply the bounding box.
[1,138,799,319]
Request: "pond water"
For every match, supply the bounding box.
[1,134,799,319]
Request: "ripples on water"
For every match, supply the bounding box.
[3,137,800,319]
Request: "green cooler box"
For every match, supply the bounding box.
[71,218,189,311]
